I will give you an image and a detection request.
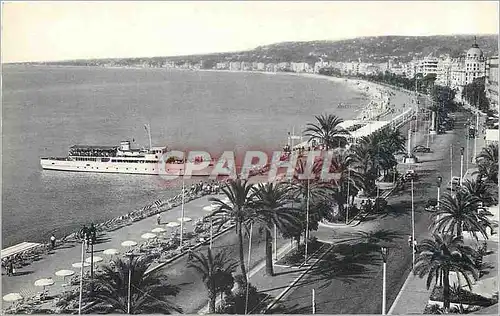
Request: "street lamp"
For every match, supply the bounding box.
[466,120,470,171]
[77,227,87,315]
[411,179,415,270]
[125,252,137,314]
[460,147,465,185]
[450,146,453,194]
[436,176,443,208]
[381,247,389,315]
[412,115,417,150]
[346,168,351,225]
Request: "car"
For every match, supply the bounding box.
[404,169,418,181]
[446,176,461,190]
[413,145,432,153]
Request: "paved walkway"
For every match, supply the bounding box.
[1,194,224,304]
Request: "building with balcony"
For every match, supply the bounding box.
[416,55,439,77]
[451,38,487,95]
[486,55,499,112]
[436,57,453,87]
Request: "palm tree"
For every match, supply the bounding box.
[329,149,364,217]
[460,178,497,207]
[431,191,491,240]
[188,248,238,313]
[252,182,301,276]
[477,143,498,183]
[477,143,498,165]
[209,179,256,281]
[88,255,182,314]
[414,234,478,311]
[303,114,349,150]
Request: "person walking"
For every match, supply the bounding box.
[157,213,161,225]
[50,234,56,249]
[7,258,14,276]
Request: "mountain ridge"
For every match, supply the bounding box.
[18,34,500,65]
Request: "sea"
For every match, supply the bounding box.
[1,65,368,247]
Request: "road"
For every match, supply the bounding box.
[277,108,476,313]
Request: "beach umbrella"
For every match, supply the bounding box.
[203,205,216,212]
[72,262,90,268]
[55,269,75,278]
[177,217,192,223]
[166,222,180,228]
[141,233,157,240]
[55,269,75,285]
[103,248,120,255]
[34,278,55,291]
[85,256,103,264]
[3,293,23,302]
[121,240,138,247]
[152,227,166,233]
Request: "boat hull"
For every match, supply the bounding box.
[40,158,214,176]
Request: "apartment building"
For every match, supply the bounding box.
[486,55,499,112]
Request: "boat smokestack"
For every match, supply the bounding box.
[120,141,131,151]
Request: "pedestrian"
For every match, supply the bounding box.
[50,234,56,249]
[157,213,161,225]
[7,258,14,276]
[408,235,413,248]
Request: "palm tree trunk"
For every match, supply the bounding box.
[209,291,216,313]
[443,269,451,311]
[457,221,463,238]
[265,229,274,276]
[237,222,247,281]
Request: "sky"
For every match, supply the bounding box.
[1,1,499,63]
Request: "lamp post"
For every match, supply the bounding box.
[305,177,311,264]
[437,176,442,208]
[125,252,137,314]
[460,147,464,185]
[78,229,86,315]
[346,168,351,224]
[466,120,470,171]
[412,115,417,150]
[381,247,389,315]
[411,179,415,269]
[450,146,453,194]
[473,96,480,162]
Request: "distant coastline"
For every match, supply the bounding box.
[15,63,404,121]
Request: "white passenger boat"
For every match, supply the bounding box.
[40,140,215,176]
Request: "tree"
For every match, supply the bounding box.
[188,248,238,313]
[252,182,300,276]
[462,77,489,112]
[209,179,256,282]
[217,275,270,314]
[414,234,478,311]
[87,256,182,314]
[303,114,349,150]
[328,149,364,218]
[460,178,497,207]
[477,143,498,183]
[431,191,491,240]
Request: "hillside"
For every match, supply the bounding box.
[35,34,499,66]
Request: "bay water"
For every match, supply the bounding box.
[2,65,367,247]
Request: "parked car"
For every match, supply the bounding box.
[446,176,461,190]
[413,145,432,153]
[404,169,418,181]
